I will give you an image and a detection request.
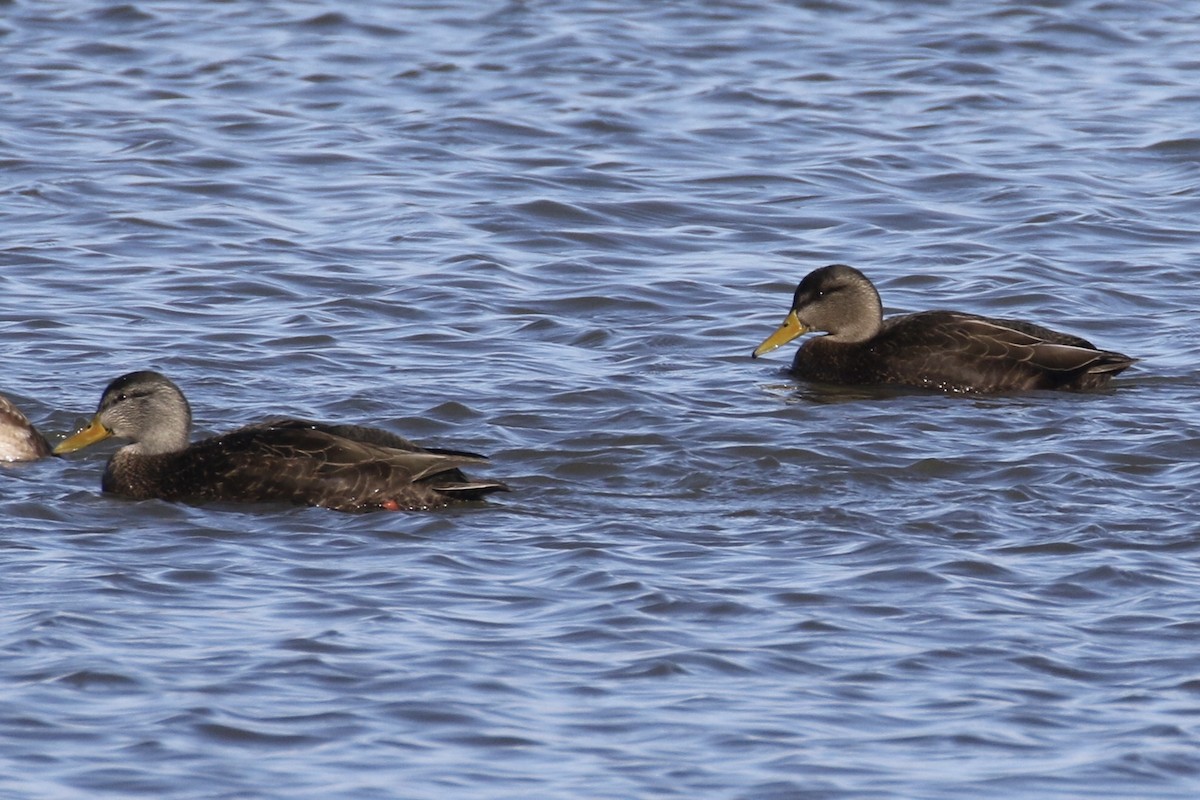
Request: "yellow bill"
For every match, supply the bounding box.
[54,416,113,455]
[752,309,809,358]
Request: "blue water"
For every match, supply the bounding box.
[3,1,1200,798]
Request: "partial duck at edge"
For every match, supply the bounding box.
[0,394,53,462]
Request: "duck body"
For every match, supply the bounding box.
[100,420,505,512]
[754,265,1135,393]
[56,371,508,513]
[790,309,1133,392]
[0,394,52,462]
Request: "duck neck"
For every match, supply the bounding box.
[136,418,190,455]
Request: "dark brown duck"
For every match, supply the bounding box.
[752,265,1135,392]
[54,371,509,512]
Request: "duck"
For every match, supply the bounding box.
[752,264,1135,393]
[0,393,53,462]
[53,371,509,512]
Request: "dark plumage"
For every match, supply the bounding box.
[752,265,1135,393]
[54,371,509,512]
[0,394,52,462]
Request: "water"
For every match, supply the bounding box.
[2,1,1199,797]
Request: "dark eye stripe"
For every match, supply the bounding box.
[111,389,152,404]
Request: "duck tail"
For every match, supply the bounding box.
[1088,351,1137,376]
[437,480,511,500]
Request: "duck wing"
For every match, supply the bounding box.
[876,312,1135,391]
[955,315,1135,381]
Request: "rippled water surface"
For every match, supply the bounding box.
[3,1,1200,798]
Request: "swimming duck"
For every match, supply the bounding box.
[752,265,1135,392]
[0,394,53,462]
[54,371,509,512]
